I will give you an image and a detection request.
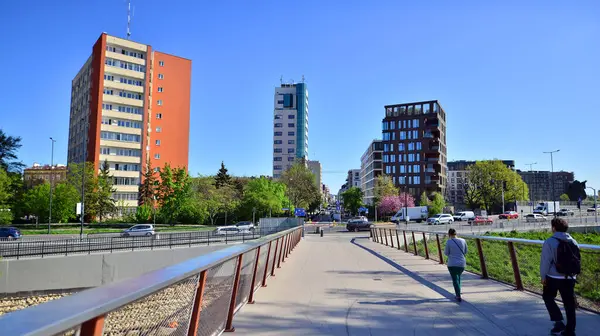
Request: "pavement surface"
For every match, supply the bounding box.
[233,232,600,335]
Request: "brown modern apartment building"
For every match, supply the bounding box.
[67,33,191,212]
[381,100,447,199]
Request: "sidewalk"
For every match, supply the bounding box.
[233,232,600,335]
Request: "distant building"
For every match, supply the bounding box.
[307,160,322,190]
[24,163,68,188]
[517,170,574,203]
[447,160,515,205]
[347,169,361,189]
[360,140,383,205]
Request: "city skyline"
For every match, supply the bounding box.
[1,1,599,193]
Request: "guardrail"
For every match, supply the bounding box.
[0,226,303,336]
[371,227,600,314]
[0,226,295,259]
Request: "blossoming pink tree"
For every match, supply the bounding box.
[378,193,415,216]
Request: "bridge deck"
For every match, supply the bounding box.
[234,232,600,335]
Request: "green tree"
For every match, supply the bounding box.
[560,193,570,202]
[157,164,193,224]
[341,187,364,215]
[135,204,153,223]
[193,176,225,225]
[280,162,320,209]
[419,191,430,207]
[215,161,232,188]
[373,175,398,205]
[67,162,99,220]
[429,192,446,216]
[96,160,116,221]
[239,177,288,219]
[51,182,79,223]
[23,182,50,222]
[0,168,12,206]
[139,160,158,206]
[0,129,24,172]
[0,210,12,224]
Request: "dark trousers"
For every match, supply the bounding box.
[543,277,576,333]
[448,266,464,297]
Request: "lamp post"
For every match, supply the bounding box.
[48,137,56,234]
[153,195,157,226]
[543,150,560,216]
[79,117,87,238]
[587,186,598,224]
[525,162,537,213]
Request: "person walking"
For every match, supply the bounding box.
[444,228,468,302]
[541,217,580,336]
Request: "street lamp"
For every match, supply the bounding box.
[48,137,56,234]
[586,186,598,224]
[525,162,537,213]
[79,117,87,238]
[543,150,560,216]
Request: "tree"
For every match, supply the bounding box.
[280,162,320,209]
[215,161,232,188]
[429,192,446,216]
[0,129,24,172]
[96,160,116,221]
[135,204,153,223]
[22,182,50,222]
[560,193,570,202]
[378,193,416,216]
[139,160,158,206]
[194,176,226,225]
[0,210,12,225]
[157,163,193,224]
[0,168,12,206]
[51,183,79,223]
[419,192,430,207]
[341,187,363,215]
[67,162,99,220]
[239,177,288,219]
[373,175,398,205]
[566,180,587,202]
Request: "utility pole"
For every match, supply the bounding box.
[48,137,56,234]
[525,162,537,213]
[543,150,560,216]
[79,117,87,238]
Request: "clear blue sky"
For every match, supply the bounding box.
[1,1,599,195]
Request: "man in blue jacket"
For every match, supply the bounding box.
[540,217,578,336]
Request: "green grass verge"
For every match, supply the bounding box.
[19,226,216,235]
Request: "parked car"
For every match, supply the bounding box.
[525,214,547,223]
[214,226,242,235]
[0,227,21,240]
[233,221,255,232]
[587,205,600,213]
[557,208,575,216]
[453,211,475,222]
[346,219,372,232]
[469,216,493,225]
[121,224,155,237]
[498,211,519,219]
[427,214,454,225]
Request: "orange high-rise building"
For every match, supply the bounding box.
[67,33,191,212]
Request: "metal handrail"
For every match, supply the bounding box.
[0,226,302,336]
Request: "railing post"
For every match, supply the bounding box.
[411,231,417,255]
[271,238,279,275]
[422,232,429,259]
[384,229,389,246]
[507,242,524,290]
[390,229,395,248]
[277,236,284,268]
[187,270,208,336]
[80,315,105,336]
[225,254,243,332]
[189,232,192,247]
[395,230,401,250]
[262,241,272,287]
[372,228,377,242]
[282,235,288,263]
[403,230,408,252]
[436,234,444,264]
[475,238,488,279]
[248,246,261,304]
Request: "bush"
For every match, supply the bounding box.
[135,204,153,224]
[0,210,13,225]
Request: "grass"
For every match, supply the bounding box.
[413,230,600,312]
[18,225,216,235]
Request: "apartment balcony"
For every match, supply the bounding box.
[103,94,144,107]
[102,109,143,122]
[101,124,142,136]
[104,65,145,80]
[105,51,146,66]
[424,117,440,129]
[114,185,140,193]
[99,154,141,164]
[100,139,141,150]
[425,157,439,163]
[104,80,144,93]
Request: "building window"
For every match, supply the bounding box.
[288,157,295,162]
[382,121,388,131]
[100,147,110,155]
[408,143,415,151]
[400,131,406,140]
[156,113,162,119]
[157,87,163,92]
[416,142,422,150]
[159,61,164,66]
[103,88,113,95]
[157,100,163,106]
[274,123,283,128]
[288,148,294,153]
[102,103,113,110]
[288,115,295,119]
[288,140,295,144]
[390,155,396,163]
[274,148,282,153]
[400,165,406,173]
[413,119,419,128]
[398,143,404,152]
[155,140,161,146]
[413,130,419,139]
[274,140,282,144]
[288,123,295,127]
[274,157,282,161]
[400,176,406,184]
[414,165,420,173]
[274,165,282,170]
[274,131,282,136]
[408,154,415,162]
[390,121,396,130]
[158,74,164,79]
[156,127,162,132]
[154,154,160,159]
[414,176,421,184]
[154,167,160,172]
[288,131,295,136]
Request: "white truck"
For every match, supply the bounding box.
[391,206,429,224]
[533,202,559,216]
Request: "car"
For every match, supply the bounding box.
[214,226,242,235]
[525,214,547,223]
[587,205,600,213]
[427,214,454,225]
[347,216,368,224]
[121,224,156,237]
[498,211,519,219]
[233,221,255,232]
[469,216,493,225]
[346,219,372,232]
[453,211,475,222]
[0,227,21,240]
[557,208,575,216]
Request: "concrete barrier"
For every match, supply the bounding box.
[0,245,228,294]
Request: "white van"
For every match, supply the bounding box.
[453,211,475,221]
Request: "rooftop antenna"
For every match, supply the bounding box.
[126,0,132,39]
[280,75,283,85]
[302,75,305,83]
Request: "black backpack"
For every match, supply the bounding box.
[552,237,581,278]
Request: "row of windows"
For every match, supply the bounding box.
[100,131,141,143]
[274,165,283,171]
[274,157,296,162]
[106,45,145,59]
[113,177,140,185]
[112,192,139,201]
[101,118,142,129]
[274,123,296,128]
[383,130,421,143]
[274,140,295,145]
[113,163,140,171]
[274,148,295,154]
[274,114,295,120]
[102,103,143,115]
[385,103,439,117]
[105,58,146,72]
[391,176,421,185]
[383,153,422,163]
[274,131,295,136]
[103,88,143,100]
[100,147,141,157]
[382,119,420,131]
[104,74,144,87]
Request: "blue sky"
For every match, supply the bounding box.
[1,1,599,195]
